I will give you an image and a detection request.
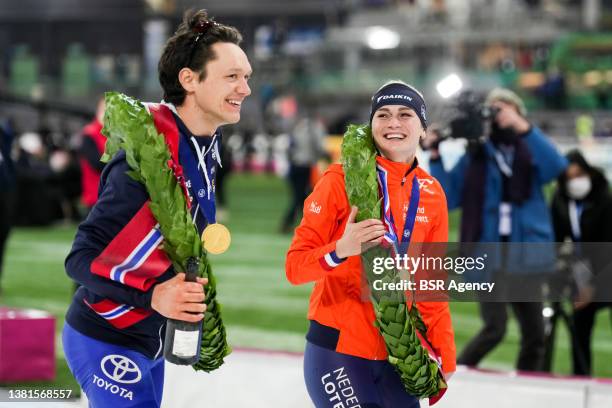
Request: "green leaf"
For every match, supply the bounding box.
[341,122,446,399]
[103,92,230,372]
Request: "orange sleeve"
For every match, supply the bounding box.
[418,302,456,374]
[285,169,350,285]
[417,183,457,374]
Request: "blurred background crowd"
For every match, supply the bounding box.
[1,0,612,396]
[2,0,612,227]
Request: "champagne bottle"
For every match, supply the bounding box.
[163,257,203,365]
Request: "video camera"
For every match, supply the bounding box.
[437,91,500,145]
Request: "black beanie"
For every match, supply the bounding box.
[369,82,427,129]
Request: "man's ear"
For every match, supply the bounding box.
[178,68,197,93]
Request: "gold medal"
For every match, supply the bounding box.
[201,223,231,254]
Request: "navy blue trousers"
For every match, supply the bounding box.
[304,341,420,408]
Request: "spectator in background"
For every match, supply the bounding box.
[551,150,612,376]
[594,81,610,110]
[35,125,82,222]
[49,146,81,223]
[0,121,16,294]
[576,114,595,145]
[14,132,60,225]
[599,119,612,138]
[425,88,567,371]
[79,97,106,214]
[13,130,80,225]
[280,106,328,233]
[537,68,566,110]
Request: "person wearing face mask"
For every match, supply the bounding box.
[286,81,455,407]
[425,88,568,372]
[551,150,612,376]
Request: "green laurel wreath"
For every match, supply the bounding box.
[341,124,447,398]
[101,92,230,372]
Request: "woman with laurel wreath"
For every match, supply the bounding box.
[286,81,456,407]
[62,10,251,407]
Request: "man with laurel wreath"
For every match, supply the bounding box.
[62,9,251,407]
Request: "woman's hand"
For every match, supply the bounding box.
[335,206,386,258]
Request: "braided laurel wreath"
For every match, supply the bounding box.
[341,124,447,398]
[102,92,229,371]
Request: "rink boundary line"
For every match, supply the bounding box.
[229,348,612,385]
[231,346,304,358]
[457,366,612,385]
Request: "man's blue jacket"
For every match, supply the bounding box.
[430,126,567,274]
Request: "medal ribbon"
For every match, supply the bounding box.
[376,164,444,405]
[376,164,420,255]
[179,133,218,225]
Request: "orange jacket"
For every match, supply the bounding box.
[286,156,456,373]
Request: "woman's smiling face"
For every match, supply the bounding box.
[371,105,424,163]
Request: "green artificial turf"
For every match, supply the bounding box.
[1,173,610,395]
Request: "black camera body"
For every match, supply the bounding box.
[444,91,500,144]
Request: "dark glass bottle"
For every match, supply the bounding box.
[163,257,202,365]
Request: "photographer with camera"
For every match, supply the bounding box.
[424,88,567,372]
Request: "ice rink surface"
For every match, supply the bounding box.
[2,348,612,408]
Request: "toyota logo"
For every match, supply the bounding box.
[100,355,142,384]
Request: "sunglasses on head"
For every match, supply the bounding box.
[187,19,219,67]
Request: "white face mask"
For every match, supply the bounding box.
[567,176,591,200]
